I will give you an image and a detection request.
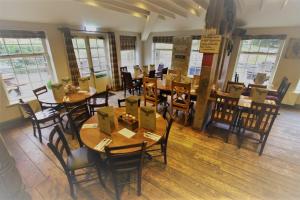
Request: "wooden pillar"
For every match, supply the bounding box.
[0,135,31,200]
[193,0,236,130]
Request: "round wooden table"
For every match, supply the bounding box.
[80,107,167,153]
[38,87,96,104]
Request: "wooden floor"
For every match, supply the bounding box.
[1,91,300,200]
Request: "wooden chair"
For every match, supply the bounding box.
[63,99,87,113]
[120,66,128,89]
[123,72,141,97]
[149,70,156,78]
[19,99,64,143]
[243,84,267,96]
[267,77,290,104]
[88,85,109,115]
[105,142,146,200]
[143,77,158,110]
[33,85,62,111]
[146,105,174,164]
[237,102,279,155]
[157,67,168,80]
[171,81,193,125]
[206,94,240,142]
[67,103,91,146]
[48,125,105,199]
[225,81,245,93]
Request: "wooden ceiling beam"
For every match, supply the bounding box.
[192,0,208,10]
[123,0,176,19]
[141,13,159,41]
[144,0,188,18]
[281,0,289,9]
[171,0,201,16]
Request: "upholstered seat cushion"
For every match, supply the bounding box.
[266,95,279,102]
[67,147,96,171]
[35,108,59,121]
[89,97,106,106]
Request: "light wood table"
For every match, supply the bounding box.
[80,107,167,153]
[157,79,198,96]
[38,87,96,104]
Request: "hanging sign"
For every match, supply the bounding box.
[200,35,222,54]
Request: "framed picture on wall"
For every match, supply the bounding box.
[285,38,300,59]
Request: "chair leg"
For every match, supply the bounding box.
[163,145,167,165]
[32,121,37,137]
[95,162,105,188]
[58,117,65,132]
[37,123,42,143]
[137,168,142,196]
[259,134,269,156]
[67,175,76,199]
[184,112,188,126]
[112,175,120,200]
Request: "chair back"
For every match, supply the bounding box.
[211,94,239,125]
[226,81,245,93]
[143,77,157,107]
[277,77,288,92]
[171,81,191,110]
[142,65,148,76]
[277,81,291,104]
[67,102,91,146]
[123,72,134,89]
[61,77,71,86]
[19,99,36,120]
[157,64,164,72]
[63,99,87,112]
[241,102,279,135]
[33,86,48,98]
[149,64,155,71]
[149,70,156,78]
[228,84,244,98]
[168,69,180,76]
[162,105,174,147]
[105,142,146,173]
[120,66,128,73]
[192,75,200,87]
[133,65,141,77]
[162,68,168,75]
[51,83,65,99]
[47,125,72,174]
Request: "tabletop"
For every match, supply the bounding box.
[38,87,96,104]
[157,79,198,96]
[80,107,167,153]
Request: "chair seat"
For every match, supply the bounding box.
[89,97,106,106]
[266,95,279,102]
[67,147,96,171]
[35,108,59,121]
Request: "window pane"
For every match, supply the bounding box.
[188,40,203,76]
[77,39,86,48]
[32,44,44,53]
[121,50,136,73]
[6,44,21,55]
[91,48,98,57]
[233,38,282,85]
[0,43,7,55]
[20,45,33,54]
[89,39,97,48]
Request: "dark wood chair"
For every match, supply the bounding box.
[19,99,63,143]
[149,70,156,78]
[88,86,109,115]
[63,99,88,112]
[146,105,174,164]
[157,67,168,80]
[206,94,240,142]
[48,125,105,199]
[267,77,290,104]
[120,66,128,89]
[225,81,245,93]
[237,102,280,155]
[33,85,63,111]
[123,72,141,97]
[67,103,91,146]
[104,142,146,200]
[171,81,193,125]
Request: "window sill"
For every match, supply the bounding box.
[7,96,37,107]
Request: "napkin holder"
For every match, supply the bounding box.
[140,106,156,131]
[142,65,148,76]
[97,106,115,135]
[79,77,90,91]
[251,87,268,103]
[51,83,65,99]
[125,96,139,118]
[228,85,244,98]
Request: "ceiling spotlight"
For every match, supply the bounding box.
[85,25,97,32]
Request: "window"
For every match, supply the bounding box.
[188,39,203,76]
[0,37,53,103]
[153,43,173,68]
[121,50,136,73]
[72,37,107,77]
[233,38,283,85]
[296,79,300,93]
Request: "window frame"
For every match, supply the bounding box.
[152,42,173,69]
[120,49,136,73]
[233,38,284,85]
[0,37,54,104]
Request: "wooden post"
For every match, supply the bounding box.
[192,0,236,130]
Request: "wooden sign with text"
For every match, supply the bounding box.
[200,35,222,54]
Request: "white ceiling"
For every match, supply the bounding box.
[0,0,299,33]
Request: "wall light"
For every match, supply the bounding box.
[85,25,98,32]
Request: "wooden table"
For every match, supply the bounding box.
[157,79,198,96]
[80,107,167,153]
[38,87,96,104]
